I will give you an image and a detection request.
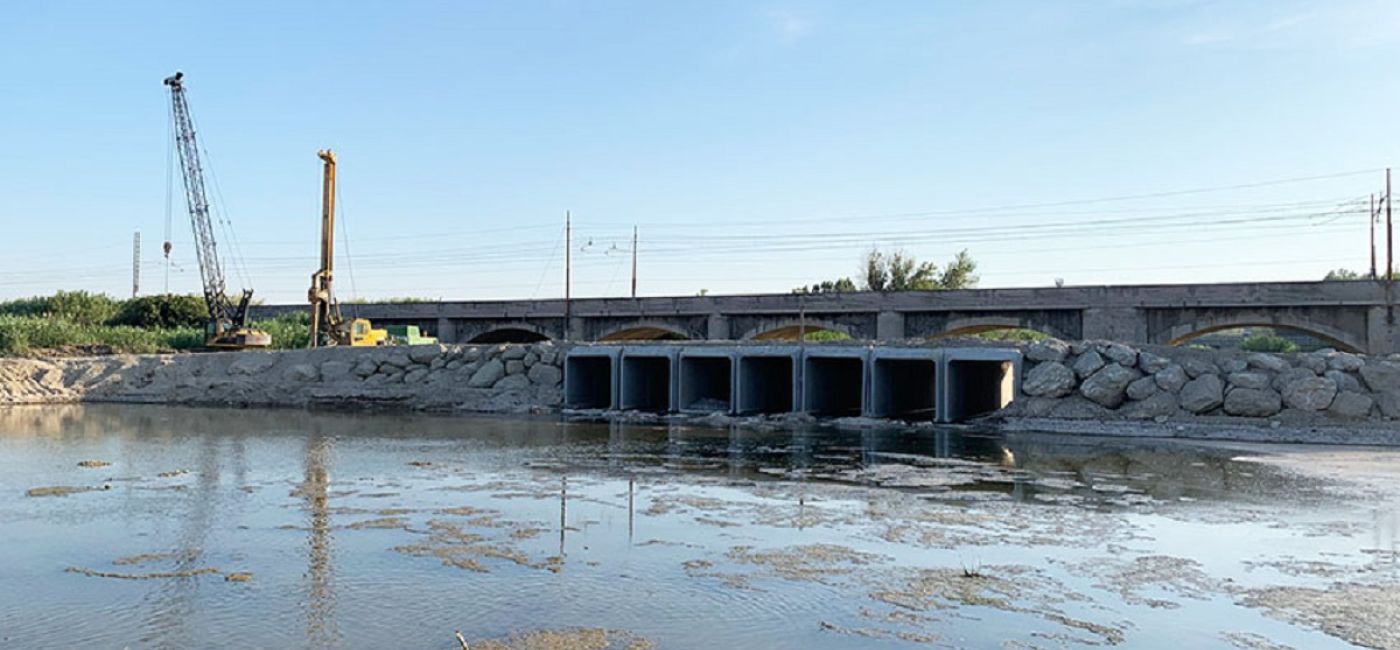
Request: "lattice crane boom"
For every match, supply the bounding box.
[163,71,268,349]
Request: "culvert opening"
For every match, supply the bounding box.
[564,356,614,409]
[804,356,864,417]
[680,356,732,413]
[946,359,1014,422]
[621,356,672,412]
[871,358,936,420]
[737,356,794,414]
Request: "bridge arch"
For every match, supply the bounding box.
[1161,318,1363,353]
[931,316,1074,342]
[742,319,854,342]
[597,322,690,341]
[467,324,552,344]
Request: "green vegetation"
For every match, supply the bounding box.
[1324,268,1364,281]
[795,249,978,294]
[803,329,852,342]
[1240,333,1299,353]
[973,328,1049,342]
[0,292,314,356]
[0,315,201,356]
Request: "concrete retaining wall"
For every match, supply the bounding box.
[0,343,565,413]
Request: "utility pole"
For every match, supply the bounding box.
[132,231,141,298]
[1371,193,1378,280]
[1388,168,1394,284]
[630,226,638,299]
[564,211,572,341]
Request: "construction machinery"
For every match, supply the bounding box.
[307,150,388,347]
[163,71,271,349]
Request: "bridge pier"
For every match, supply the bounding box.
[1082,307,1147,344]
[876,311,905,340]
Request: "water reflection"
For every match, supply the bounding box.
[1,404,1397,650]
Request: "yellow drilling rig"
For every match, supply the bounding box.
[308,150,387,347]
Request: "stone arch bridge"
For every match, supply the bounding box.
[253,281,1400,355]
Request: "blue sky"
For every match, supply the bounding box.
[1,0,1396,302]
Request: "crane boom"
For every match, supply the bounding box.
[163,71,269,349]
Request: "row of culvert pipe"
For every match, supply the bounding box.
[563,345,1021,423]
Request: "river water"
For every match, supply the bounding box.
[0,405,1397,650]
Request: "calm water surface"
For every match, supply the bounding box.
[0,405,1396,649]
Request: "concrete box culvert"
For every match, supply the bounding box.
[619,347,679,413]
[802,348,870,417]
[564,348,621,410]
[941,348,1021,423]
[869,348,941,421]
[679,350,736,414]
[736,348,800,415]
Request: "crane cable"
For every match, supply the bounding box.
[336,180,360,318]
[163,100,175,295]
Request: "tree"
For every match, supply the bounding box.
[1324,268,1363,281]
[794,249,978,293]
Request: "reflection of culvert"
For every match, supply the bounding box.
[679,355,732,413]
[870,357,937,420]
[943,351,1018,423]
[620,354,674,413]
[737,355,796,414]
[564,353,617,409]
[803,355,865,417]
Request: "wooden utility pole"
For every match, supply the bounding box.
[1371,193,1378,280]
[1388,168,1394,284]
[630,226,638,299]
[564,211,572,340]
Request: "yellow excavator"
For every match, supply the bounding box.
[308,150,388,347]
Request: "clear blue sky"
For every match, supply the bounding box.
[1,0,1396,303]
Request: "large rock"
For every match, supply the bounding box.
[1154,365,1189,393]
[1220,358,1249,374]
[527,364,562,386]
[1100,343,1138,367]
[1122,392,1179,420]
[505,360,525,375]
[1328,391,1374,419]
[1023,362,1077,398]
[1375,390,1400,418]
[1137,352,1171,374]
[1223,388,1282,417]
[500,346,529,361]
[1281,376,1337,411]
[1126,376,1159,401]
[1049,396,1110,419]
[1297,352,1328,374]
[1227,372,1271,390]
[1026,339,1070,363]
[352,358,379,377]
[1324,369,1362,393]
[1072,351,1106,379]
[1360,361,1400,392]
[283,363,319,383]
[1328,352,1364,372]
[467,359,506,388]
[494,374,530,390]
[1272,366,1317,392]
[1079,363,1138,408]
[403,368,430,384]
[229,354,278,376]
[408,345,444,365]
[1247,353,1289,373]
[1179,374,1225,413]
[320,360,354,383]
[1181,357,1220,379]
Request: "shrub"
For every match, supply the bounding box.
[0,315,200,356]
[251,312,311,350]
[109,294,208,329]
[1240,333,1299,353]
[974,328,1049,342]
[0,291,123,326]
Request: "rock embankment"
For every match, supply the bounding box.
[1002,339,1398,427]
[0,343,564,413]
